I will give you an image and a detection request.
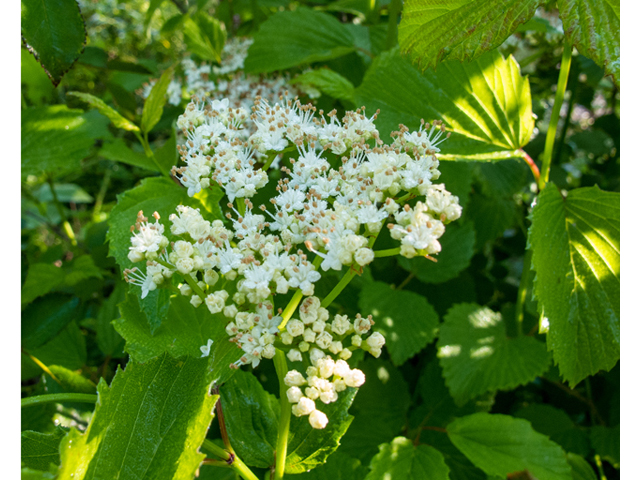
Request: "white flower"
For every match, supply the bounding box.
[284,370,306,386]
[287,386,303,403]
[287,349,303,362]
[200,339,214,357]
[344,369,365,387]
[309,409,328,429]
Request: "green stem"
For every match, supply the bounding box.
[47,176,77,246]
[201,440,260,480]
[538,40,573,190]
[135,131,170,178]
[93,167,112,219]
[201,439,231,461]
[279,255,323,330]
[514,249,533,336]
[374,247,400,258]
[156,259,207,300]
[235,197,246,216]
[22,393,97,408]
[395,192,414,204]
[552,68,579,166]
[594,454,607,480]
[273,350,291,480]
[385,0,402,50]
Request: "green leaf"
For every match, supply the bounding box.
[340,360,411,463]
[99,138,158,171]
[290,69,356,104]
[417,430,486,480]
[589,425,619,468]
[365,437,450,480]
[67,91,140,132]
[219,370,280,468]
[21,0,86,86]
[107,177,216,272]
[57,354,217,480]
[21,264,65,307]
[63,255,104,286]
[284,452,368,480]
[475,159,529,198]
[45,365,96,394]
[21,468,56,479]
[438,161,474,208]
[355,48,534,160]
[183,13,227,63]
[21,427,67,471]
[22,106,109,179]
[437,303,550,405]
[566,453,597,480]
[145,0,166,33]
[116,293,242,380]
[447,413,572,480]
[358,282,439,365]
[529,184,620,386]
[22,295,79,349]
[285,387,357,473]
[141,67,174,134]
[466,193,518,248]
[245,7,356,73]
[33,183,94,204]
[21,48,55,106]
[26,321,87,372]
[96,283,126,358]
[398,222,476,284]
[514,404,590,457]
[557,0,620,85]
[398,0,541,71]
[155,127,180,172]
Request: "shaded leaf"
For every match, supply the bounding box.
[557,0,620,85]
[437,303,550,405]
[399,0,541,71]
[25,321,87,372]
[365,437,450,480]
[417,430,486,480]
[67,91,140,132]
[21,427,67,471]
[529,184,620,386]
[21,264,65,308]
[141,67,174,134]
[284,452,368,480]
[245,7,356,73]
[99,138,158,171]
[21,0,86,86]
[358,282,439,365]
[566,453,597,480]
[57,355,217,480]
[290,69,356,104]
[96,283,126,358]
[183,13,227,63]
[355,48,534,160]
[589,425,619,468]
[448,413,572,480]
[22,296,80,349]
[33,183,94,204]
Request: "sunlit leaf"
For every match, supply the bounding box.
[141,67,174,134]
[67,91,140,132]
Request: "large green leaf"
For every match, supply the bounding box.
[355,48,534,160]
[529,184,620,386]
[284,452,368,480]
[358,281,439,365]
[285,387,358,473]
[399,0,541,71]
[244,7,356,73]
[340,360,411,463]
[447,413,572,480]
[141,67,174,134]
[219,370,280,468]
[365,437,450,480]
[437,303,550,405]
[21,0,86,86]
[21,427,67,471]
[398,222,476,284]
[57,355,217,480]
[67,91,139,132]
[22,106,109,179]
[557,0,620,85]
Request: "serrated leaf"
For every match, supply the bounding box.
[284,452,368,480]
[437,303,550,405]
[557,0,620,85]
[448,413,572,480]
[21,47,55,106]
[107,177,216,272]
[358,282,439,365]
[529,184,620,386]
[183,13,226,63]
[245,7,356,73]
[116,293,239,370]
[365,437,450,480]
[141,67,174,134]
[399,0,541,71]
[21,0,86,86]
[99,138,158,171]
[57,354,217,480]
[290,69,356,104]
[21,427,67,471]
[514,404,590,457]
[566,453,597,480]
[22,296,79,349]
[22,106,109,179]
[67,91,140,132]
[589,425,619,468]
[355,48,534,160]
[340,360,411,463]
[398,222,476,284]
[219,370,280,468]
[285,387,357,473]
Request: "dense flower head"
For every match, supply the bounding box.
[125,93,462,430]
